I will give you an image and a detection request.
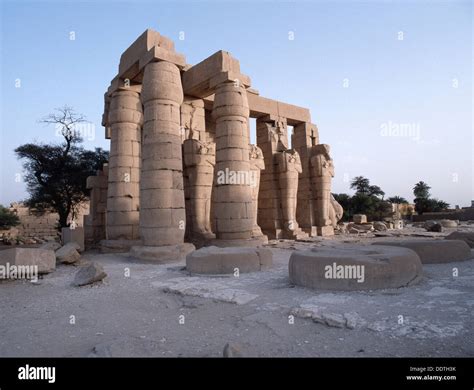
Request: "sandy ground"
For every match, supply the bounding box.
[0,226,473,357]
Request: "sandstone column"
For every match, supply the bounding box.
[105,88,142,247]
[310,144,335,236]
[212,82,253,242]
[139,61,186,247]
[84,163,108,249]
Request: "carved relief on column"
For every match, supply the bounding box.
[310,144,335,236]
[183,138,216,244]
[248,144,266,241]
[275,149,308,239]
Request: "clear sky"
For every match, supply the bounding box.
[1,0,472,207]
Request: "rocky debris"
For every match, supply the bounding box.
[40,241,62,251]
[151,277,259,305]
[291,306,366,329]
[90,336,159,357]
[438,219,458,228]
[445,231,474,248]
[347,223,374,234]
[0,247,56,275]
[424,221,443,232]
[223,343,245,357]
[72,262,107,286]
[373,221,388,231]
[55,243,81,264]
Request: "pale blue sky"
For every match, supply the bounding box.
[1,0,472,207]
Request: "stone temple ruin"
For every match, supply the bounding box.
[85,29,344,266]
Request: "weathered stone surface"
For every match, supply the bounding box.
[425,222,443,232]
[438,219,458,228]
[347,223,374,234]
[375,239,472,264]
[289,245,422,291]
[55,243,81,264]
[0,248,56,274]
[40,241,62,251]
[62,227,85,252]
[353,214,367,224]
[130,243,195,262]
[100,239,142,253]
[186,246,272,274]
[445,231,474,248]
[373,221,388,231]
[72,262,107,286]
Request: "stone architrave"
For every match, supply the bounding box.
[212,81,254,242]
[183,138,216,244]
[276,149,307,239]
[248,144,267,242]
[139,60,186,247]
[310,144,335,236]
[106,88,142,242]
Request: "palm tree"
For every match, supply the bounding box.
[388,196,408,204]
[350,176,370,194]
[368,185,385,199]
[413,181,431,199]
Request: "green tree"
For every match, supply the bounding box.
[387,196,408,204]
[350,176,370,194]
[15,106,109,229]
[413,181,431,199]
[0,205,20,229]
[368,185,385,199]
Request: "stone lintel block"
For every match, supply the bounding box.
[182,50,250,98]
[186,246,272,274]
[138,46,186,73]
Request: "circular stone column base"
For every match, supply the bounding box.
[289,245,423,291]
[100,239,142,254]
[186,246,273,274]
[209,236,268,248]
[374,239,472,264]
[130,243,195,263]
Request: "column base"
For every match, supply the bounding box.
[129,243,195,263]
[100,239,142,253]
[188,232,216,249]
[186,246,273,275]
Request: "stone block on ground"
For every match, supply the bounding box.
[62,227,85,252]
[55,243,81,264]
[438,219,458,228]
[445,231,474,248]
[375,239,472,264]
[40,241,62,251]
[186,246,272,274]
[0,248,56,275]
[129,243,195,262]
[288,245,422,291]
[353,214,367,224]
[72,262,107,286]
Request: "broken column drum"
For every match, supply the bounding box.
[140,61,185,246]
[106,89,142,240]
